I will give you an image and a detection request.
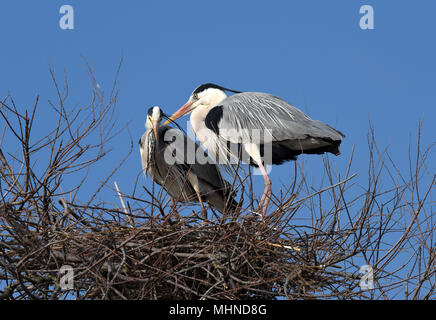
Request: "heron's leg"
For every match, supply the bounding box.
[194,189,207,223]
[243,143,272,217]
[187,172,208,223]
[170,197,182,220]
[170,197,177,210]
[257,161,272,217]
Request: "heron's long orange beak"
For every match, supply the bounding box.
[163,100,194,125]
[152,120,159,140]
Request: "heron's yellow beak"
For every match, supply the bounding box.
[163,100,194,125]
[152,120,159,140]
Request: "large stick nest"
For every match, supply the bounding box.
[1,199,351,300]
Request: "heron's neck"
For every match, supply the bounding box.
[190,91,227,138]
[190,106,208,135]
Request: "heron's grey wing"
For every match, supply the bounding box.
[158,127,236,212]
[160,126,229,190]
[153,126,196,201]
[207,92,345,144]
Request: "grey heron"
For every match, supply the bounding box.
[139,106,237,219]
[164,83,345,216]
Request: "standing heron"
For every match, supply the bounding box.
[139,106,237,218]
[164,83,345,216]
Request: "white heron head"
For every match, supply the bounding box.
[145,106,162,139]
[164,83,241,125]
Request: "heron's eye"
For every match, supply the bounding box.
[192,93,199,100]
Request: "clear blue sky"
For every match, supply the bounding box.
[1,1,435,297]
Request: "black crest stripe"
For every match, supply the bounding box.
[193,83,241,95]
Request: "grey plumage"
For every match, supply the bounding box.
[208,92,345,163]
[140,107,237,214]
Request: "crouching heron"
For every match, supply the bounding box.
[139,106,237,219]
[164,83,345,216]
